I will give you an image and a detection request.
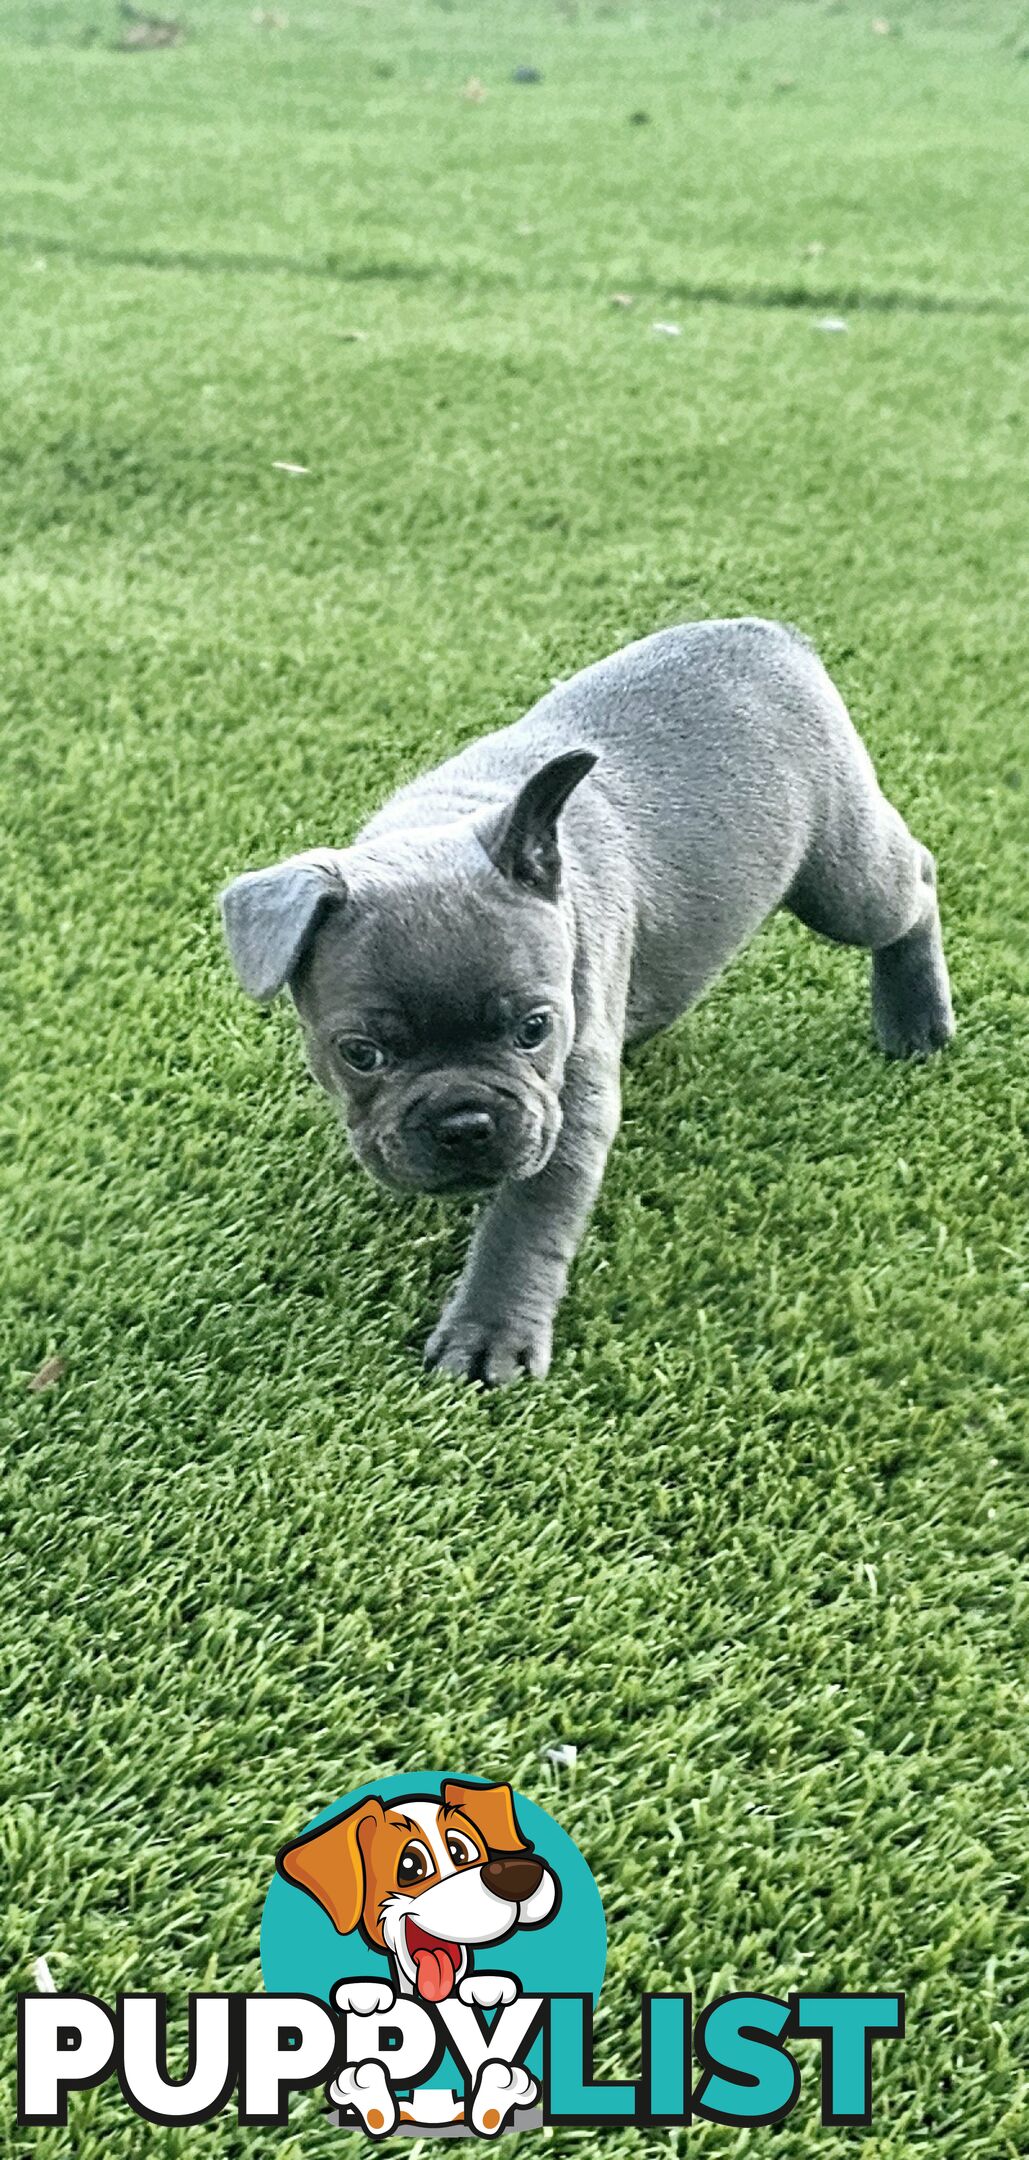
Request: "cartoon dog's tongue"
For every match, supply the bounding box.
[406,1919,462,2002]
[414,1946,456,2002]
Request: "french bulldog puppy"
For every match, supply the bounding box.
[220,619,954,1385]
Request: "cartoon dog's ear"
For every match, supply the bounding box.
[277,1797,384,1937]
[483,749,597,900]
[219,852,347,1002]
[442,1781,530,1855]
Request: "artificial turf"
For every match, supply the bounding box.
[2,0,1027,2153]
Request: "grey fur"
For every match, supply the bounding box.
[220,618,954,1384]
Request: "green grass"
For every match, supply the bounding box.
[2,0,1027,2154]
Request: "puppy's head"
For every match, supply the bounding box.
[278,1781,560,2002]
[220,750,595,1193]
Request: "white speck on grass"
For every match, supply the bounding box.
[34,1956,56,1993]
[272,461,309,474]
[651,321,681,336]
[543,1742,578,1768]
[814,316,849,333]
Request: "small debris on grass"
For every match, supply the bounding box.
[628,108,651,125]
[461,76,487,102]
[511,64,542,84]
[774,75,797,92]
[871,16,892,32]
[272,460,309,474]
[116,4,184,48]
[29,1355,65,1393]
[338,328,369,342]
[542,1743,578,1769]
[651,320,682,336]
[814,315,849,333]
[34,1956,57,1994]
[804,239,826,258]
[609,292,635,307]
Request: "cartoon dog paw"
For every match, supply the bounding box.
[458,1973,518,2010]
[328,2059,397,2136]
[331,1978,395,2017]
[471,2059,539,2136]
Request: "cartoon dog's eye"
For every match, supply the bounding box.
[336,1036,387,1075]
[446,1832,478,1867]
[397,1839,433,1884]
[513,1009,552,1051]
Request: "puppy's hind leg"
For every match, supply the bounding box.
[787,792,955,1059]
[869,853,955,1058]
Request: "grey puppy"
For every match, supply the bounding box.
[220,618,954,1385]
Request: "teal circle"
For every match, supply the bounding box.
[261,1772,606,2020]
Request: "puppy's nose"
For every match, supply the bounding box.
[436,1105,495,1150]
[481,1854,544,1903]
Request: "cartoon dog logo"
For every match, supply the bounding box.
[278,1779,559,2002]
[277,1780,561,2134]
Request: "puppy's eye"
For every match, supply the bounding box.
[446,1832,478,1867]
[513,1009,552,1051]
[397,1839,433,1884]
[336,1036,387,1075]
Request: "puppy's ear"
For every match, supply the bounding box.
[442,1780,530,1855]
[276,1796,384,1938]
[219,853,346,1001]
[484,748,597,900]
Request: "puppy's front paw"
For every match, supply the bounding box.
[424,1310,553,1386]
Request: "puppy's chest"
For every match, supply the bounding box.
[622,892,725,1039]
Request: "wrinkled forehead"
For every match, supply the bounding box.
[295,880,570,1036]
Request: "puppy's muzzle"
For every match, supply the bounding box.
[436,1103,496,1154]
[399,1085,532,1187]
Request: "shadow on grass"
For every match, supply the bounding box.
[1,229,434,285]
[3,228,1027,317]
[662,277,1029,320]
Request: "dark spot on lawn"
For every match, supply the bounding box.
[115,4,184,49]
[512,65,542,84]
